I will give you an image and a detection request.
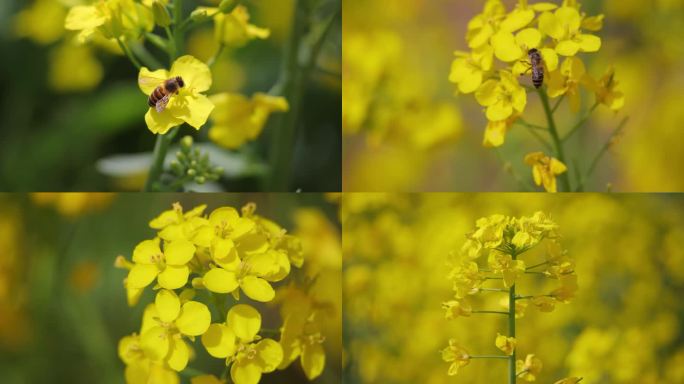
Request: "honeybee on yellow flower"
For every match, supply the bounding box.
[139,75,185,113]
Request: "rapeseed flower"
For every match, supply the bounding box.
[138,55,215,134]
[524,152,567,192]
[65,0,153,43]
[442,339,470,376]
[495,333,517,356]
[201,304,283,384]
[127,237,196,290]
[208,92,289,149]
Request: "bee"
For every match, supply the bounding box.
[140,76,185,113]
[527,48,544,88]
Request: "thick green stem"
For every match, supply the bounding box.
[143,127,179,191]
[538,88,571,192]
[509,251,517,384]
[267,2,339,190]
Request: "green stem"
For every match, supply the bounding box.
[538,87,570,192]
[172,0,184,59]
[116,38,142,69]
[509,251,517,384]
[267,2,339,190]
[562,102,599,142]
[577,116,629,191]
[551,94,565,113]
[472,310,510,315]
[131,42,163,69]
[143,127,179,191]
[515,120,553,151]
[526,261,549,270]
[470,355,510,360]
[207,43,225,67]
[165,26,176,59]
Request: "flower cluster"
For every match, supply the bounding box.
[450,0,625,192]
[442,212,578,382]
[115,202,327,384]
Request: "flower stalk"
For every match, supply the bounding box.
[538,88,571,192]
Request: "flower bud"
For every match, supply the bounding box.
[187,168,197,177]
[190,8,211,23]
[194,176,206,184]
[180,135,194,149]
[152,1,171,27]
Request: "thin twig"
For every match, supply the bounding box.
[576,116,629,191]
[562,101,599,142]
[116,38,142,69]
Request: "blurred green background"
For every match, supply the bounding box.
[0,192,341,383]
[0,0,341,192]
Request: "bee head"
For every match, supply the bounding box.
[528,48,539,54]
[176,76,185,88]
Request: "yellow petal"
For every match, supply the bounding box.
[128,263,159,288]
[577,34,601,52]
[201,323,237,358]
[209,207,240,226]
[582,14,604,31]
[231,218,256,239]
[530,2,557,11]
[149,209,179,229]
[540,48,558,71]
[227,304,261,341]
[475,80,499,107]
[164,239,196,265]
[538,12,563,40]
[515,28,541,49]
[550,158,567,174]
[170,55,213,92]
[240,276,275,302]
[491,31,524,62]
[231,360,261,384]
[141,326,170,360]
[147,365,179,384]
[138,67,169,95]
[532,165,543,186]
[555,6,580,34]
[176,301,211,336]
[155,289,181,322]
[236,234,269,255]
[556,39,580,56]
[468,23,493,48]
[203,268,240,293]
[511,88,527,113]
[167,338,190,371]
[158,265,190,290]
[212,238,240,269]
[191,375,224,384]
[145,108,184,134]
[132,238,162,264]
[500,8,534,32]
[173,93,215,130]
[255,339,283,373]
[301,343,325,380]
[483,120,507,148]
[64,5,106,31]
[486,100,513,122]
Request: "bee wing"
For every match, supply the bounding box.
[139,75,165,89]
[155,94,171,113]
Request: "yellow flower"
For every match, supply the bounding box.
[65,0,153,43]
[584,67,625,111]
[449,45,493,94]
[465,0,506,49]
[483,113,519,148]
[475,70,527,122]
[13,0,66,45]
[277,299,326,380]
[140,297,211,371]
[149,203,208,242]
[517,354,543,381]
[214,5,270,47]
[201,304,283,384]
[524,152,567,192]
[138,55,215,134]
[127,237,196,290]
[448,261,484,298]
[208,92,289,149]
[442,339,470,376]
[118,333,180,384]
[442,299,472,319]
[531,296,556,312]
[49,43,104,92]
[488,251,526,288]
[547,57,586,112]
[538,6,601,56]
[490,27,542,62]
[495,333,517,355]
